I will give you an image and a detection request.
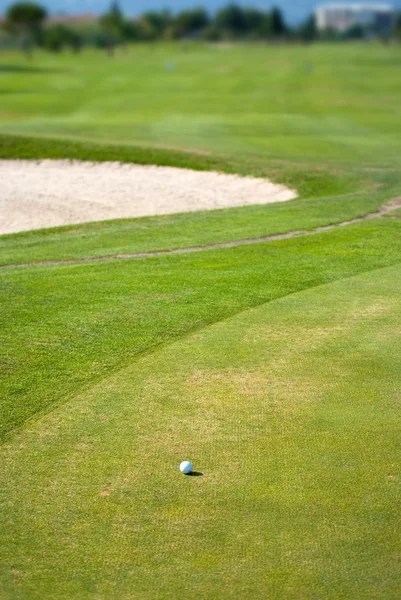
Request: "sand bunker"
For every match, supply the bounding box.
[0,159,297,235]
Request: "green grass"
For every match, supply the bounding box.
[0,184,389,266]
[0,132,371,265]
[1,44,401,167]
[2,219,401,440]
[2,42,401,598]
[0,133,400,265]
[1,263,401,599]
[1,42,401,263]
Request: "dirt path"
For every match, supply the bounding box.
[2,199,400,270]
[0,159,296,235]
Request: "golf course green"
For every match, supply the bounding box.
[1,42,401,598]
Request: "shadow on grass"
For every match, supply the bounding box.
[0,89,35,94]
[185,471,204,477]
[0,65,63,74]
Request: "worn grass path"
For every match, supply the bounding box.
[2,133,396,267]
[1,263,401,599]
[2,198,400,270]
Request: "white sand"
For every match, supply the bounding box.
[0,159,297,235]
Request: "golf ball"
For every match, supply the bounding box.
[180,461,193,474]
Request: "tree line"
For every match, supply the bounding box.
[2,1,401,57]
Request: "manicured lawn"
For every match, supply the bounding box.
[1,42,401,262]
[1,263,401,599]
[1,44,401,167]
[0,133,400,265]
[0,132,373,265]
[1,42,401,599]
[1,219,401,440]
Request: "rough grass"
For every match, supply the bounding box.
[1,264,401,599]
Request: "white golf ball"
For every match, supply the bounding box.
[180,461,193,474]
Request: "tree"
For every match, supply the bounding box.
[42,24,65,52]
[99,1,124,56]
[344,24,365,40]
[172,8,209,39]
[270,7,286,38]
[201,25,222,41]
[109,1,123,24]
[5,2,47,58]
[215,4,247,38]
[298,14,318,43]
[257,13,275,39]
[120,19,140,43]
[138,10,172,40]
[243,8,265,38]
[42,24,83,53]
[395,13,401,41]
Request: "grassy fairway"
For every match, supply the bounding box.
[1,44,401,166]
[1,42,401,261]
[1,264,401,599]
[1,219,401,441]
[1,42,401,598]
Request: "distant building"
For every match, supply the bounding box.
[315,3,395,34]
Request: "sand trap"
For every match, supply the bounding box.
[0,159,297,235]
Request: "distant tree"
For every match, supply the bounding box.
[109,1,123,24]
[215,4,247,38]
[395,13,401,41]
[298,14,318,43]
[121,19,140,42]
[320,27,339,42]
[344,24,365,40]
[135,16,158,41]
[42,24,83,53]
[5,1,47,58]
[201,25,222,41]
[243,8,265,38]
[257,13,275,39]
[172,7,210,39]
[270,7,287,38]
[42,24,65,52]
[68,29,83,53]
[137,10,172,40]
[99,1,124,56]
[99,14,119,55]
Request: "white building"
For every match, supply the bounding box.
[315,4,395,34]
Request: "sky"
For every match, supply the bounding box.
[0,0,400,24]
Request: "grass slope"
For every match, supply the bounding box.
[1,219,401,441]
[1,263,401,599]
